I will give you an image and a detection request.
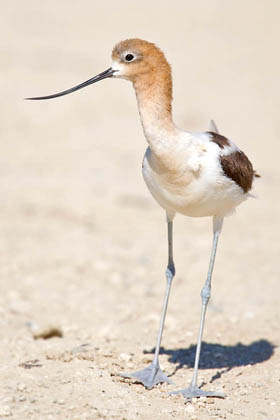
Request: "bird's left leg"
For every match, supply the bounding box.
[119,213,175,389]
[171,216,226,400]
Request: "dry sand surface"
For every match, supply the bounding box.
[1,1,280,419]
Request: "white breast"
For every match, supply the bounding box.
[142,131,248,218]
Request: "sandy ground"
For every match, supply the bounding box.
[1,1,280,419]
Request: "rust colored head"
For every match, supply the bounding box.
[111,39,173,105]
[112,39,171,80]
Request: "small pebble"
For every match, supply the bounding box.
[119,353,133,362]
[57,400,65,405]
[17,383,27,392]
[0,405,12,417]
[33,326,63,340]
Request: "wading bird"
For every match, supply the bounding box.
[27,39,259,400]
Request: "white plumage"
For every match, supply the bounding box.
[142,131,248,219]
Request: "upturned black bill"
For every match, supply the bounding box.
[26,67,115,100]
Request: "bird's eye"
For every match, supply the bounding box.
[125,53,135,62]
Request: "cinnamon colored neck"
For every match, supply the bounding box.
[133,71,177,146]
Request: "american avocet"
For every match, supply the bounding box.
[27,39,259,400]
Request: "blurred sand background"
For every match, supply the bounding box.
[1,1,280,419]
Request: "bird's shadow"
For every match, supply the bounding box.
[144,339,275,382]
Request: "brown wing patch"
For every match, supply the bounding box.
[208,131,230,149]
[220,150,254,193]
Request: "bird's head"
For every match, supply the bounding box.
[111,38,171,84]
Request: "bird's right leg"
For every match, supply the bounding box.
[170,216,225,400]
[119,213,175,389]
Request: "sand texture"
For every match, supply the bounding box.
[1,1,280,419]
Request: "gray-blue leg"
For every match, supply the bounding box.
[120,215,175,389]
[171,216,226,400]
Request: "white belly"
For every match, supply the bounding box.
[142,147,247,218]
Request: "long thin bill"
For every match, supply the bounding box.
[26,67,115,100]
